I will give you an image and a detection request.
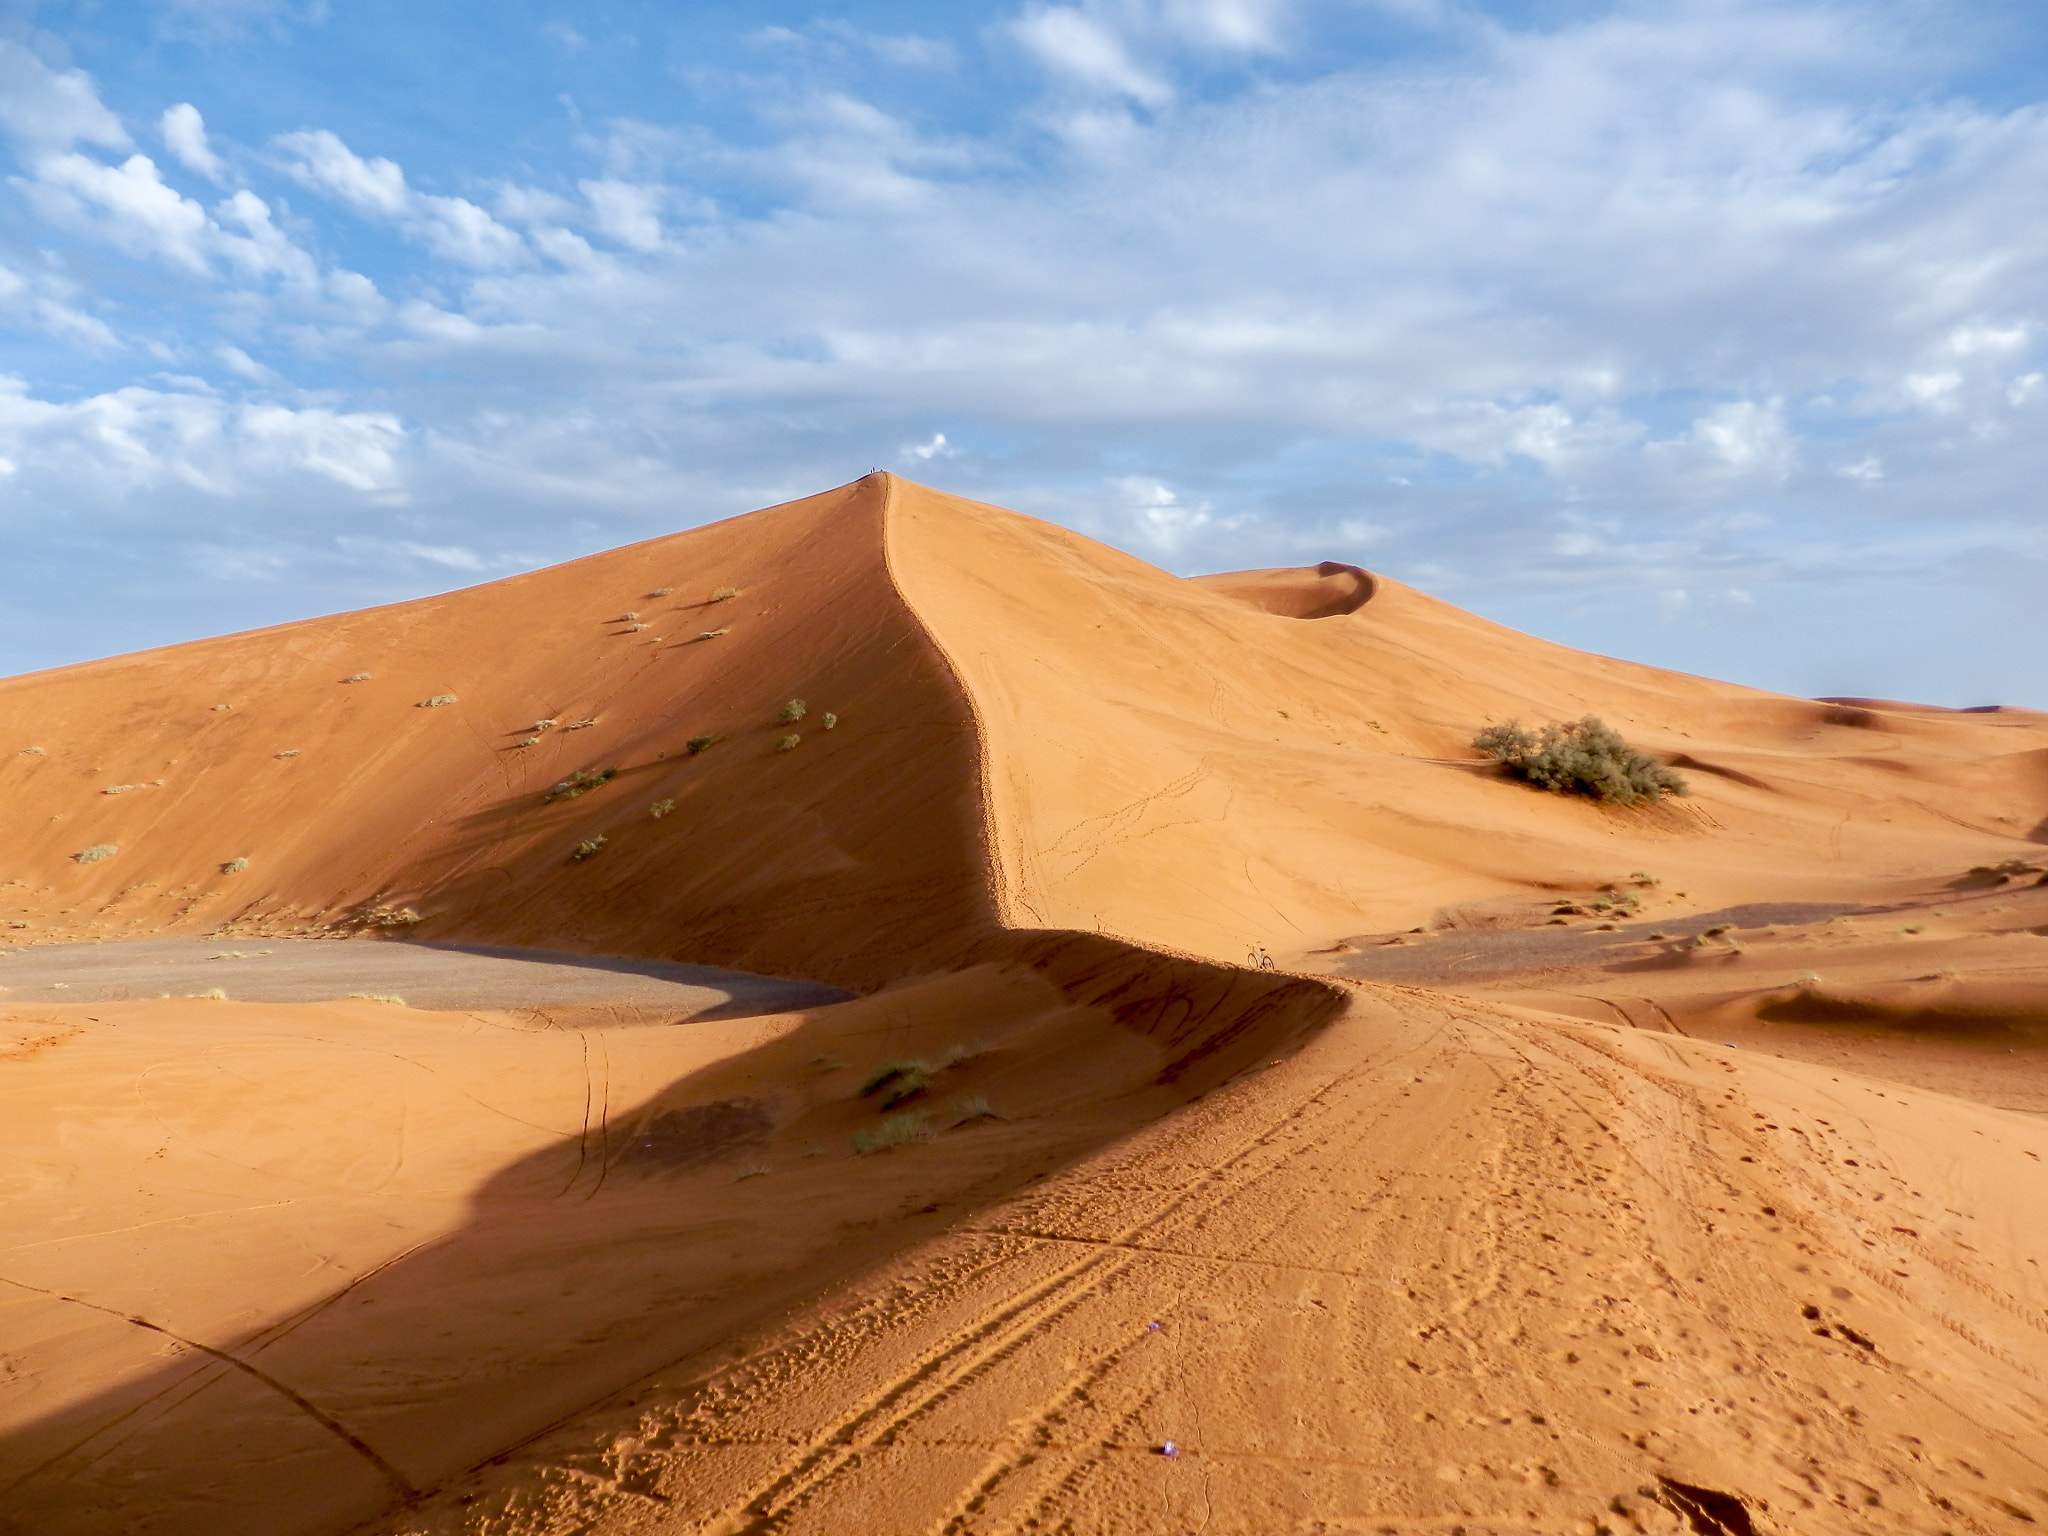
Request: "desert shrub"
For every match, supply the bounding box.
[711,585,741,602]
[221,857,249,874]
[618,611,639,621]
[341,673,371,683]
[1473,716,1686,804]
[564,718,597,731]
[570,835,608,861]
[623,623,647,633]
[686,735,714,754]
[779,699,807,723]
[544,766,618,803]
[102,784,137,795]
[20,746,44,755]
[861,1061,933,1109]
[821,712,838,730]
[777,734,801,752]
[73,845,117,864]
[417,694,458,709]
[190,987,228,1000]
[348,992,407,1005]
[952,1094,997,1124]
[650,798,676,818]
[649,586,673,597]
[852,1111,932,1155]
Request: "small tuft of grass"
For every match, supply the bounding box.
[102,784,138,795]
[809,1054,845,1073]
[822,712,838,730]
[852,1111,932,1155]
[618,611,640,622]
[650,798,676,818]
[20,746,44,755]
[341,673,371,683]
[543,766,619,803]
[710,586,741,602]
[698,628,729,641]
[189,987,228,1000]
[1900,922,1925,935]
[570,835,608,861]
[951,1094,999,1125]
[276,749,299,758]
[564,718,597,731]
[1473,717,1686,803]
[686,735,715,754]
[779,699,807,723]
[348,992,407,1005]
[417,694,458,709]
[211,703,232,712]
[623,623,647,633]
[73,845,117,864]
[516,737,540,749]
[221,857,249,874]
[732,1164,771,1182]
[531,719,558,732]
[861,1060,934,1109]
[777,734,801,752]
[649,586,673,597]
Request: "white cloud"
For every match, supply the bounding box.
[276,129,526,267]
[159,103,227,182]
[580,179,664,251]
[0,376,404,500]
[904,432,957,461]
[0,41,128,154]
[1012,7,1173,106]
[0,262,118,347]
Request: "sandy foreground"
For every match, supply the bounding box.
[2,474,2046,1534]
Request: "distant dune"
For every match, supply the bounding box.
[3,475,2045,1536]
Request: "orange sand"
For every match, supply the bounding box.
[2,474,2045,1535]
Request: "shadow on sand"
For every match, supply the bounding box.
[0,934,1344,1536]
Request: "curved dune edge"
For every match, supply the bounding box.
[1189,559,1379,619]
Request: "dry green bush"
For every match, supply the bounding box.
[1473,716,1686,804]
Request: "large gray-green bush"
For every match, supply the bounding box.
[1473,716,1686,804]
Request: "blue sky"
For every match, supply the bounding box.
[2,0,2045,705]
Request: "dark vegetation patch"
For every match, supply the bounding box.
[1474,717,1686,803]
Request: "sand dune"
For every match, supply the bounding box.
[3,474,2047,1535]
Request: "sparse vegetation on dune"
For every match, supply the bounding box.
[852,1110,932,1155]
[570,835,608,861]
[417,694,458,709]
[1473,716,1687,803]
[710,585,741,603]
[543,766,619,804]
[777,734,802,752]
[686,735,715,754]
[650,798,676,818]
[73,845,117,864]
[221,857,248,874]
[779,699,807,723]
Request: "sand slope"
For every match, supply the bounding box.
[3,474,2047,1536]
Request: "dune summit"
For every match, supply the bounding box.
[2,475,2046,1536]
